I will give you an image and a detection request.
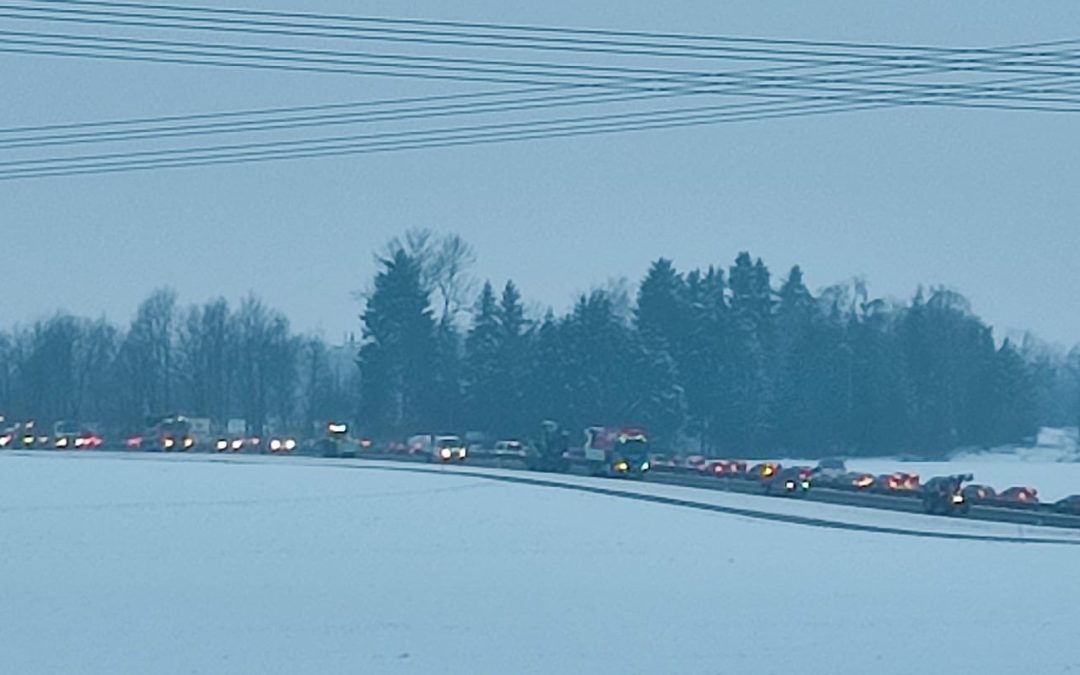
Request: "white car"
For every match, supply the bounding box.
[493,440,525,457]
[432,435,467,462]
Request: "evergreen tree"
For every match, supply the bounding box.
[991,339,1038,444]
[463,282,500,433]
[495,280,530,437]
[726,253,776,452]
[357,250,437,435]
[680,266,730,452]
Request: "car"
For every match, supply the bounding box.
[766,466,812,496]
[811,458,847,486]
[649,453,678,469]
[269,437,297,453]
[73,433,104,449]
[703,459,746,478]
[493,439,526,457]
[994,486,1039,508]
[874,472,920,495]
[684,455,707,472]
[828,472,875,491]
[1053,495,1080,515]
[748,462,781,483]
[217,437,245,452]
[961,484,996,503]
[431,435,467,462]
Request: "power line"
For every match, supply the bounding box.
[0,100,902,180]
[3,28,1080,108]
[2,68,1079,152]
[5,79,1080,181]
[1,23,1079,84]
[2,2,1075,179]
[16,0,1079,60]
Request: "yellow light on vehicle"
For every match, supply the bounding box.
[615,461,629,472]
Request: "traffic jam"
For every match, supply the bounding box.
[3,417,1079,525]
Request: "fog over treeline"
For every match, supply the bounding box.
[3,229,1078,458]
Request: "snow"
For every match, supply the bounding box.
[2,452,1079,675]
[951,427,1080,464]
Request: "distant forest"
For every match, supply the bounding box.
[2,229,1078,458]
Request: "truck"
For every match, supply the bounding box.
[138,415,196,452]
[582,426,651,478]
[921,474,973,516]
[524,420,571,473]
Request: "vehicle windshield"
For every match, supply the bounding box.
[617,438,649,459]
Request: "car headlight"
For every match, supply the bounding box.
[216,440,227,450]
[231,439,243,450]
[285,439,296,451]
[184,437,194,448]
[440,448,451,459]
[270,439,282,451]
[164,438,174,448]
[641,461,650,471]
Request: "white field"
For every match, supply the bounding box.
[2,452,1078,675]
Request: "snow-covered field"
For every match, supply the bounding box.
[2,453,1078,675]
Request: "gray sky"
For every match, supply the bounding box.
[2,0,1079,346]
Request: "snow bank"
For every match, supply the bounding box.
[1,454,1077,675]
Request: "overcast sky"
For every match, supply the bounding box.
[2,0,1078,346]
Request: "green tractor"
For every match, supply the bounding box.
[525,420,570,473]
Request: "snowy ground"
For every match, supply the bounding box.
[2,453,1078,675]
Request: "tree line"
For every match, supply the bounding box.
[2,230,1079,458]
[356,232,1080,458]
[0,289,356,436]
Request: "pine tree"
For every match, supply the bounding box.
[727,253,776,453]
[495,280,530,437]
[463,282,501,433]
[357,250,437,435]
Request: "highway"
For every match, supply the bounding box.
[6,445,1080,533]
